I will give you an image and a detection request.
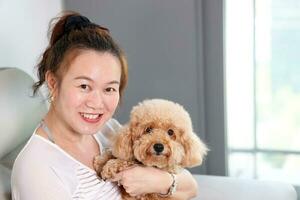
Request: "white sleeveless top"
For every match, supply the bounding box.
[11,119,122,200]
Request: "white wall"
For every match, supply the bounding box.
[0,0,63,80]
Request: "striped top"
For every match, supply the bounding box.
[72,166,120,199]
[11,119,122,200]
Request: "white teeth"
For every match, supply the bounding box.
[81,113,100,119]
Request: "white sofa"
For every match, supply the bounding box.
[0,67,47,199]
[0,67,298,200]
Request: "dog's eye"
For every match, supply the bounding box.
[167,129,174,136]
[145,127,152,133]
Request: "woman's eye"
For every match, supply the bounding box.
[145,127,152,133]
[105,87,116,92]
[80,84,89,90]
[167,129,174,136]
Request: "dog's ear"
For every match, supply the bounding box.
[111,125,134,160]
[180,132,208,168]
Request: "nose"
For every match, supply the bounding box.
[86,90,104,109]
[153,143,164,154]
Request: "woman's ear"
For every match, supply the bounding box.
[180,132,208,168]
[111,125,134,160]
[45,71,58,98]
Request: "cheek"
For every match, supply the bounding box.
[105,95,120,111]
[59,88,84,109]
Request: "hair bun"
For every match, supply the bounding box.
[64,15,92,33]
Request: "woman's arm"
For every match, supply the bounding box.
[114,166,198,199]
[167,169,198,200]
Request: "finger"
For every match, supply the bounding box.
[129,192,143,197]
[125,188,141,197]
[129,193,137,197]
[127,191,138,197]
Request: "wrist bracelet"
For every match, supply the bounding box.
[159,173,177,197]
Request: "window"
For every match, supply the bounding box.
[226,0,300,186]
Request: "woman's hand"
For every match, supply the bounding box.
[113,165,173,197]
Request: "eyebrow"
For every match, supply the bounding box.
[74,76,120,85]
[74,76,93,81]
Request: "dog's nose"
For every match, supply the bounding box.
[153,143,164,154]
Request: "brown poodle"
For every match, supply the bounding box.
[94,99,208,200]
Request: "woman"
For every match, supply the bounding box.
[11,11,198,200]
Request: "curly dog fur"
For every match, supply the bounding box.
[94,99,208,200]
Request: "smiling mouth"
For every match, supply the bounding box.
[80,112,103,123]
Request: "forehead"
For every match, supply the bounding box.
[60,49,121,81]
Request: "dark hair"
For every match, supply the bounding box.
[33,11,128,99]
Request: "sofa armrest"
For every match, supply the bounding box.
[0,165,11,200]
[192,175,297,200]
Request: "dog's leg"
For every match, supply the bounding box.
[101,159,136,181]
[93,149,114,177]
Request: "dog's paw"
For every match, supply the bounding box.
[100,159,119,181]
[93,150,114,176]
[100,159,137,181]
[93,155,104,175]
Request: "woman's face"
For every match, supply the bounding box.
[52,50,121,135]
